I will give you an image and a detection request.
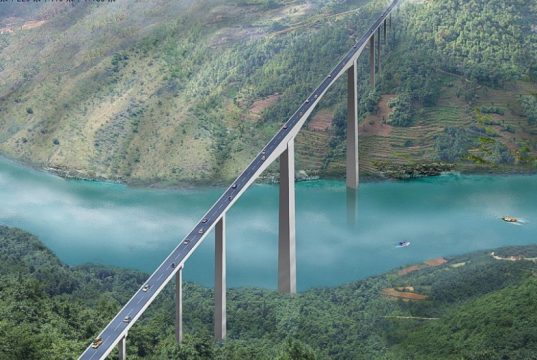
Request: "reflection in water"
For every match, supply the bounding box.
[0,157,536,290]
[346,187,358,225]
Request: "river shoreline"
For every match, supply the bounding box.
[0,153,535,191]
[0,155,535,288]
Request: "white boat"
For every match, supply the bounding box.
[396,241,411,248]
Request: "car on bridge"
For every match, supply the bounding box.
[142,284,149,292]
[123,316,132,323]
[91,337,103,349]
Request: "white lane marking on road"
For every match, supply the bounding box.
[86,348,98,360]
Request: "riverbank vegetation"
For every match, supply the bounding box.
[1,225,535,359]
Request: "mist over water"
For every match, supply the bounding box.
[0,157,535,290]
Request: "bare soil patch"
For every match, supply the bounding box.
[21,20,47,30]
[245,94,280,121]
[382,288,428,301]
[398,257,448,277]
[211,26,265,47]
[308,109,334,131]
[424,257,448,267]
[359,95,396,136]
[398,265,421,276]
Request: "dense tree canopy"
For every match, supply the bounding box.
[0,226,536,359]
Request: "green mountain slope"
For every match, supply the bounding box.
[388,278,537,360]
[1,225,536,359]
[0,0,535,186]
[361,0,537,176]
[0,0,386,186]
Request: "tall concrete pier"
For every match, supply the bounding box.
[175,267,183,343]
[346,59,359,189]
[278,140,296,294]
[369,35,376,87]
[214,217,226,340]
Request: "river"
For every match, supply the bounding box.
[0,157,535,290]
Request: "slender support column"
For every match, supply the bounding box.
[384,19,387,44]
[369,35,375,88]
[377,27,382,74]
[175,267,183,343]
[346,60,359,189]
[278,139,296,294]
[118,336,126,360]
[214,216,226,340]
[389,14,392,30]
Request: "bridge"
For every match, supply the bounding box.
[80,0,402,358]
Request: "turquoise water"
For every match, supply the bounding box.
[0,157,535,290]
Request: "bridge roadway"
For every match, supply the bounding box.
[79,0,400,358]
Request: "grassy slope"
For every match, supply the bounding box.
[0,0,385,186]
[1,225,536,359]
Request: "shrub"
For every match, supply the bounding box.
[520,95,537,125]
[479,106,505,115]
[387,93,414,127]
[434,127,472,161]
[492,142,514,164]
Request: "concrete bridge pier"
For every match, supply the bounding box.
[278,139,296,294]
[214,216,226,340]
[118,335,126,360]
[377,27,382,74]
[384,19,387,44]
[369,34,375,87]
[175,266,183,343]
[346,59,359,190]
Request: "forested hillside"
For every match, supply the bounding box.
[363,0,537,176]
[0,0,535,186]
[1,225,535,359]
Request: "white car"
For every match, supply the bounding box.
[91,337,103,349]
